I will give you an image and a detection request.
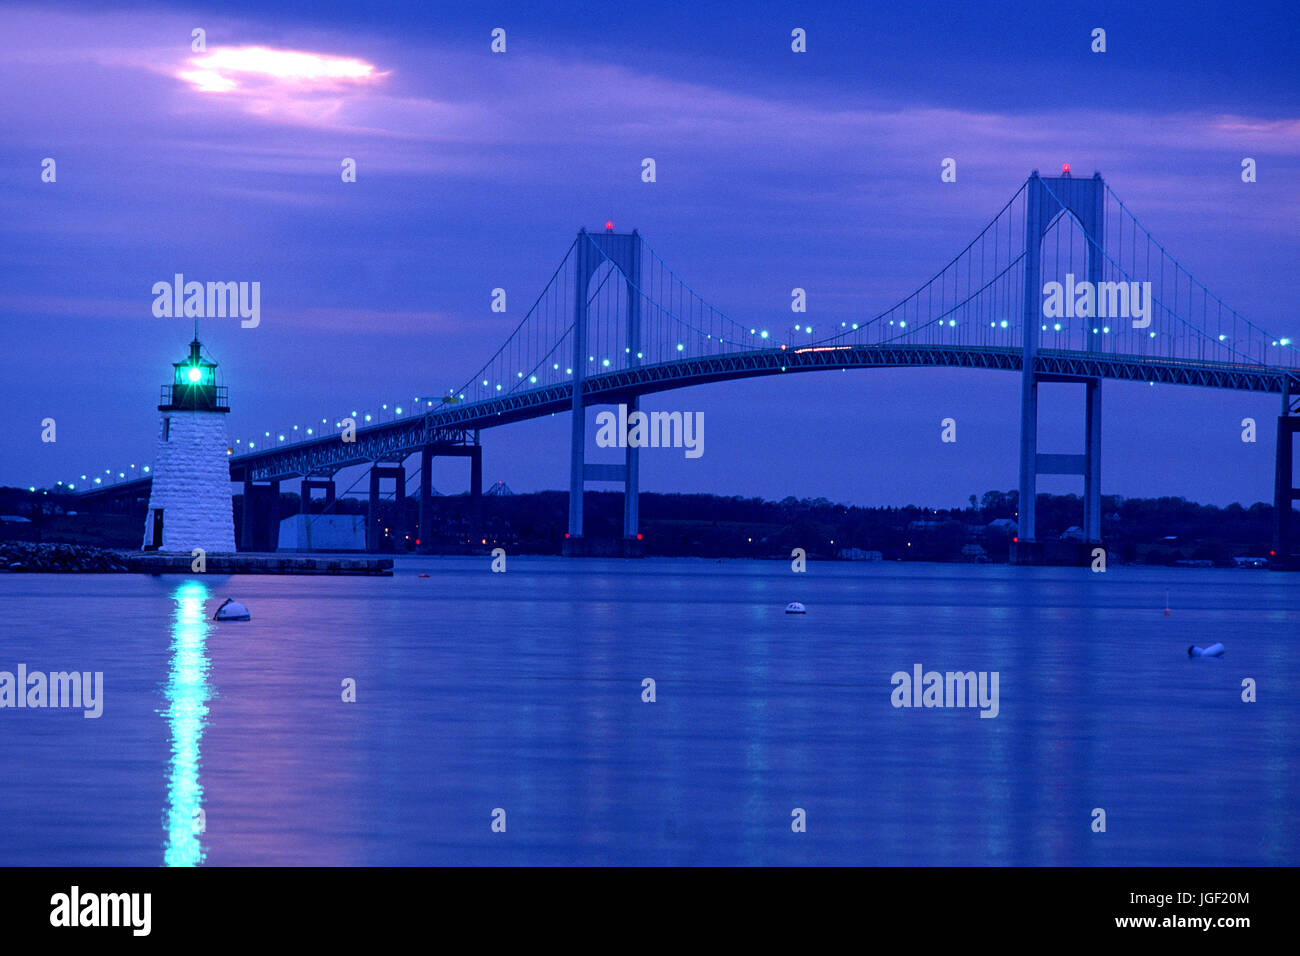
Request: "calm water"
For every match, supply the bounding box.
[0,558,1295,866]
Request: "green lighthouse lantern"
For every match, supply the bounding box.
[160,338,228,412]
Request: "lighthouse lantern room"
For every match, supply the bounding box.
[142,338,236,553]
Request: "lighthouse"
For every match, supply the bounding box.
[142,338,236,553]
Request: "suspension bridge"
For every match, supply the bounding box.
[69,170,1300,564]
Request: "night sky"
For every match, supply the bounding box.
[2,0,1297,507]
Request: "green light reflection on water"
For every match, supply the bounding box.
[161,579,213,866]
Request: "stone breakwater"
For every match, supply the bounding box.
[1,542,393,575]
[1,542,131,572]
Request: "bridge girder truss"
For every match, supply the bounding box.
[73,346,1296,503]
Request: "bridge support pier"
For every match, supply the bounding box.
[1273,379,1300,569]
[470,442,483,544]
[366,464,405,552]
[300,479,335,512]
[238,478,281,552]
[1013,376,1102,565]
[413,441,481,552]
[266,480,280,552]
[418,446,433,550]
[240,477,255,551]
[622,397,642,556]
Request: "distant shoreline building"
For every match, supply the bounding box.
[141,338,236,553]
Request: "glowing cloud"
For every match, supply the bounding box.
[177,45,382,94]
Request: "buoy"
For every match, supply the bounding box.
[1188,643,1224,658]
[213,598,250,621]
[785,601,806,614]
[417,573,430,578]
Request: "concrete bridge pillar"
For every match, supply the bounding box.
[418,445,433,550]
[417,442,483,551]
[367,464,405,552]
[623,397,640,546]
[1274,378,1300,567]
[265,479,280,552]
[300,478,335,512]
[239,478,282,552]
[470,443,483,544]
[1084,378,1102,542]
[240,477,255,551]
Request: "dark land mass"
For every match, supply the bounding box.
[0,486,1278,567]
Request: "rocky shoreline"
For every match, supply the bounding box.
[1,542,132,572]
[0,541,393,575]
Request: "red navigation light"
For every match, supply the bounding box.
[564,532,570,539]
[636,533,643,540]
[605,220,614,232]
[1013,536,1019,543]
[1270,549,1276,556]
[415,538,420,545]
[1062,163,1070,175]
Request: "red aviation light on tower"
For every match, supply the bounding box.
[1062,163,1071,176]
[605,221,614,233]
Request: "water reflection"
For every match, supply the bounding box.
[160,580,213,866]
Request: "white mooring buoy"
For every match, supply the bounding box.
[785,602,806,615]
[213,598,250,621]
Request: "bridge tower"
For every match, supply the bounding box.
[565,228,643,556]
[142,338,236,553]
[1014,170,1105,564]
[1274,376,1300,569]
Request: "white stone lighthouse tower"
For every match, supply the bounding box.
[142,338,236,553]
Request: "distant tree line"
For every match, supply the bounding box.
[0,485,1279,564]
